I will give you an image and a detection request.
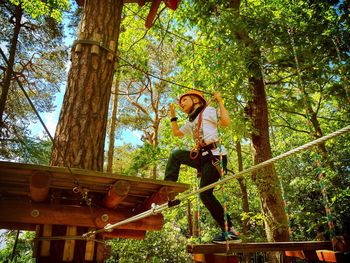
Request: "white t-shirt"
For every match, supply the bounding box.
[180,106,227,156]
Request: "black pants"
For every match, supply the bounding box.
[164,149,232,231]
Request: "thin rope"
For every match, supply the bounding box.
[82,125,350,238]
[214,4,230,251]
[288,28,336,245]
[0,47,90,204]
[71,40,246,108]
[195,175,201,243]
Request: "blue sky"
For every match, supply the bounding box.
[28,13,143,147]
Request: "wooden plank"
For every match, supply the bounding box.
[285,250,306,259]
[0,200,164,230]
[63,226,76,262]
[187,241,333,254]
[85,228,96,261]
[0,161,188,196]
[40,225,52,257]
[0,222,37,231]
[316,250,349,263]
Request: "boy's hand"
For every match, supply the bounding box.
[169,103,176,117]
[214,92,222,103]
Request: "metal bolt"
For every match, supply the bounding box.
[101,214,109,222]
[31,209,40,217]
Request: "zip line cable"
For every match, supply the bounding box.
[83,124,350,238]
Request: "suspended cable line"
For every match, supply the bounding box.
[83,124,350,238]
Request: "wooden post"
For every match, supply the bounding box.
[40,224,52,257]
[62,226,77,261]
[103,180,130,209]
[85,228,96,261]
[30,172,50,202]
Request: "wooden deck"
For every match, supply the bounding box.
[186,241,333,254]
[0,161,189,233]
[187,241,350,263]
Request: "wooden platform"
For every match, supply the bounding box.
[187,241,350,263]
[0,161,189,233]
[187,241,333,254]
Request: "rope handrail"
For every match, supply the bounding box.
[82,124,350,238]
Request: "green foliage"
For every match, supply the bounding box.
[107,219,192,263]
[0,135,52,164]
[0,0,68,162]
[0,230,35,263]
[114,0,349,246]
[127,144,161,178]
[8,0,69,22]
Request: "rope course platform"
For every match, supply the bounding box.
[0,161,189,238]
[187,241,349,263]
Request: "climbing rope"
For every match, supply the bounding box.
[83,125,350,238]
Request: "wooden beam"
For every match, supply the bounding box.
[137,186,175,212]
[285,250,321,261]
[103,180,130,209]
[187,241,333,254]
[0,222,37,231]
[30,172,50,202]
[0,200,163,231]
[99,229,146,240]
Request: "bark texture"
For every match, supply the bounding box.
[229,0,290,255]
[51,0,123,171]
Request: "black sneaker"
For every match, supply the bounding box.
[212,231,242,244]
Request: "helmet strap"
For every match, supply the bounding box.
[188,105,205,122]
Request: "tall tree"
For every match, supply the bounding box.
[46,1,124,261]
[0,0,68,161]
[51,0,123,171]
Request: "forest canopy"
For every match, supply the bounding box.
[0,0,349,262]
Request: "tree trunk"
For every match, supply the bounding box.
[229,1,290,260]
[235,140,250,235]
[0,5,22,123]
[47,1,123,262]
[51,0,123,171]
[107,77,120,172]
[250,76,289,241]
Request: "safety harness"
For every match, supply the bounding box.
[189,107,226,176]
